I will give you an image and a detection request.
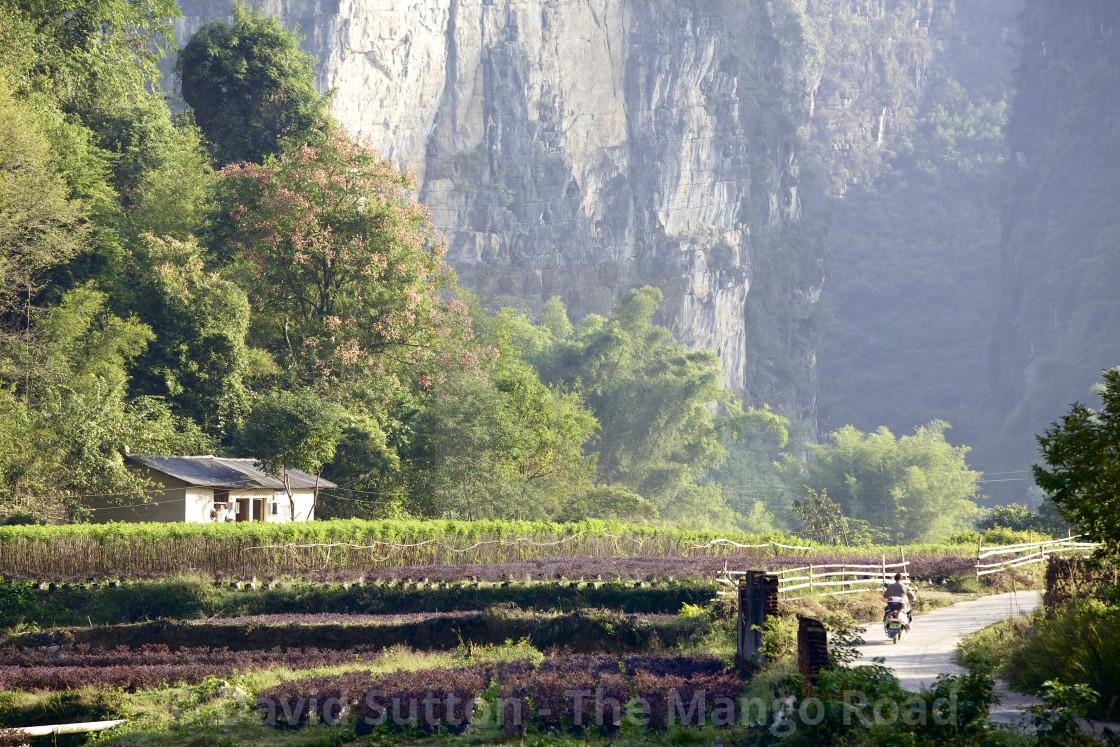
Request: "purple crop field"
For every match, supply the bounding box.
[254,550,972,584]
[202,612,446,625]
[187,611,676,627]
[258,654,742,735]
[4,550,973,585]
[0,644,384,691]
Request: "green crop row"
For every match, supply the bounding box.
[0,576,720,629]
[0,518,785,544]
[0,519,795,578]
[0,518,977,580]
[9,608,716,655]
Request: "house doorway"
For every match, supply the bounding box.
[235,497,264,522]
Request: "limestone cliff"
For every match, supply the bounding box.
[172,0,821,417]
[169,0,1021,431]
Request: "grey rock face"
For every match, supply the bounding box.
[171,0,816,397]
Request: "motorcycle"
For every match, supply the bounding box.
[883,596,911,643]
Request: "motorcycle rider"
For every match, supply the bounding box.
[883,572,917,623]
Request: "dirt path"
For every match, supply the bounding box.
[853,590,1040,724]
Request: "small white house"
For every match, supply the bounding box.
[87,455,335,523]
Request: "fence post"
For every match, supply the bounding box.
[809,565,814,593]
[976,537,982,583]
[881,554,886,583]
[798,616,829,683]
[737,571,782,668]
[899,547,906,579]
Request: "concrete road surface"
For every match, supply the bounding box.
[853,591,1041,724]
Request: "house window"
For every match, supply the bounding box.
[271,502,278,516]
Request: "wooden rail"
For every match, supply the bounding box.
[718,553,911,598]
[5,719,125,737]
[717,532,1103,601]
[974,532,1099,579]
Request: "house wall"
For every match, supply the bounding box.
[87,466,191,523]
[259,490,315,523]
[187,489,218,523]
[95,461,320,523]
[204,489,316,523]
[289,490,315,522]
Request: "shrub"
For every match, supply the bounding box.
[1005,600,1120,720]
[527,655,624,731]
[979,526,1038,547]
[632,670,684,731]
[1030,680,1101,747]
[622,654,728,679]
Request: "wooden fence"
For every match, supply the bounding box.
[718,553,911,599]
[973,532,1099,580]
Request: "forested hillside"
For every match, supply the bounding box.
[811,0,1016,466]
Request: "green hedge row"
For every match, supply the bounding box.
[11,608,716,655]
[0,518,974,580]
[0,518,803,578]
[0,577,719,629]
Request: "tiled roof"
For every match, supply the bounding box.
[126,455,336,490]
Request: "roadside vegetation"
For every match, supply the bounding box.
[955,366,1120,727]
[959,582,1120,722]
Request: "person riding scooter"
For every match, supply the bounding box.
[883,572,917,623]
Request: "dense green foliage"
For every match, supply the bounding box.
[238,389,344,518]
[1034,368,1120,556]
[0,78,86,319]
[125,234,262,435]
[785,422,981,543]
[0,0,218,516]
[175,2,328,166]
[975,502,1067,538]
[536,287,769,526]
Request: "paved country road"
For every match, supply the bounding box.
[853,591,1041,724]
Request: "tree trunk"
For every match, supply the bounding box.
[283,466,296,520]
[308,470,322,520]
